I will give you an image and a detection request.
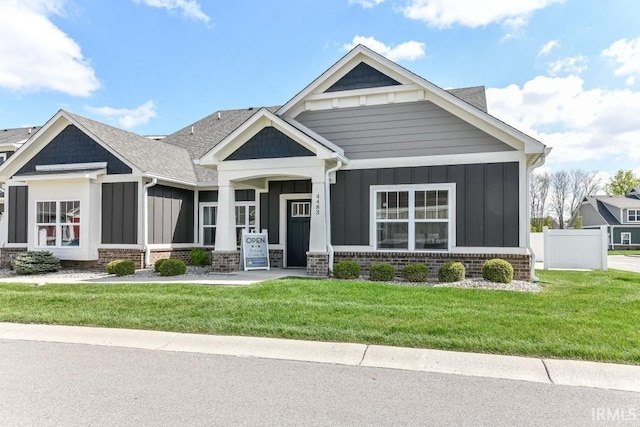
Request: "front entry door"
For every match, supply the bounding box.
[287,200,311,267]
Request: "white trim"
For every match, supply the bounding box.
[98,244,144,250]
[343,151,524,170]
[199,202,217,247]
[15,169,106,181]
[146,243,199,250]
[627,209,640,223]
[34,199,81,249]
[621,232,632,245]
[332,245,528,255]
[279,193,312,268]
[36,162,107,172]
[370,183,456,252]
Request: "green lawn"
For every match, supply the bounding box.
[0,269,638,364]
[609,250,640,255]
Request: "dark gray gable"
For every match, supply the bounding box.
[225,126,314,161]
[16,125,132,175]
[325,62,401,93]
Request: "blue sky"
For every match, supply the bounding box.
[2,0,640,180]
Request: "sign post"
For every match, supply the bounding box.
[241,229,270,271]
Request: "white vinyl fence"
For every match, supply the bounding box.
[540,226,608,270]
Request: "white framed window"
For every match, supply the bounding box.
[372,184,454,251]
[36,200,80,247]
[628,210,640,222]
[291,201,310,217]
[621,232,631,245]
[199,202,256,247]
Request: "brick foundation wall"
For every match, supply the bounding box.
[97,249,145,269]
[0,247,28,269]
[269,249,283,268]
[211,251,240,272]
[334,251,532,281]
[306,252,329,276]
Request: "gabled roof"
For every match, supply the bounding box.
[594,194,640,210]
[278,44,548,156]
[446,86,487,113]
[0,126,40,147]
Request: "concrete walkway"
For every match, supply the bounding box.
[608,255,640,273]
[1,322,638,394]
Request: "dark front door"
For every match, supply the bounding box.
[287,200,311,267]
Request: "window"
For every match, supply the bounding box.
[628,210,640,222]
[621,232,631,245]
[200,202,255,247]
[36,200,80,247]
[373,185,453,251]
[291,201,310,217]
[0,153,6,165]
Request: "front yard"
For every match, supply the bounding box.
[0,269,638,364]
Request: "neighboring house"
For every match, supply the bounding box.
[0,126,40,216]
[0,45,549,279]
[571,188,640,249]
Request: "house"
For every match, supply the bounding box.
[0,126,40,219]
[571,188,640,249]
[0,45,550,280]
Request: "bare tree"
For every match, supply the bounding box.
[568,169,600,216]
[550,170,570,229]
[530,171,550,231]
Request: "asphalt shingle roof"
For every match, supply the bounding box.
[0,127,40,146]
[66,111,199,184]
[446,86,488,112]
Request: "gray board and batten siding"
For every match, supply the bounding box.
[15,125,132,176]
[102,182,138,244]
[225,127,314,161]
[198,189,256,203]
[296,101,514,160]
[260,180,312,245]
[8,186,28,244]
[147,185,194,244]
[331,162,520,248]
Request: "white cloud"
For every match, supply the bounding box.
[538,40,560,57]
[547,55,588,76]
[402,0,563,31]
[133,0,210,23]
[348,0,384,8]
[0,0,100,97]
[344,36,425,61]
[601,37,640,78]
[487,76,640,166]
[86,101,157,129]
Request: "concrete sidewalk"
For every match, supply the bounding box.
[1,322,638,393]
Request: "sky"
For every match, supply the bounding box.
[1,0,640,181]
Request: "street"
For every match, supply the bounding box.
[1,340,638,426]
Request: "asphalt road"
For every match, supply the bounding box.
[1,340,638,426]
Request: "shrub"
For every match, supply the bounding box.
[106,260,136,276]
[333,261,361,279]
[14,251,61,275]
[482,258,514,284]
[438,261,465,282]
[154,258,168,272]
[402,263,429,282]
[190,248,210,267]
[369,263,395,281]
[158,259,187,276]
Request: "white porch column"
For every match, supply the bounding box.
[308,179,327,252]
[215,181,237,251]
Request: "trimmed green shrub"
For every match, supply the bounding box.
[154,258,168,272]
[369,263,395,281]
[333,261,361,279]
[482,258,514,284]
[402,263,429,282]
[190,248,210,267]
[438,261,465,282]
[106,259,136,276]
[14,251,61,275]
[158,259,187,276]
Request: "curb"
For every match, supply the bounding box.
[0,322,638,393]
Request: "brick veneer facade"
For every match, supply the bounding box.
[306,252,329,276]
[211,250,240,272]
[333,251,532,281]
[0,247,28,269]
[269,249,283,268]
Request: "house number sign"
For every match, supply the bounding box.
[315,194,321,215]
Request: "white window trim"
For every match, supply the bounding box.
[627,209,640,223]
[370,183,456,252]
[621,232,631,245]
[199,201,256,247]
[35,200,81,249]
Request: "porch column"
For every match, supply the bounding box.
[308,179,327,252]
[215,181,236,251]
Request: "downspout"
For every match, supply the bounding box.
[143,178,158,267]
[526,151,548,282]
[325,157,344,274]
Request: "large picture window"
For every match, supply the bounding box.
[36,200,80,247]
[373,185,453,251]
